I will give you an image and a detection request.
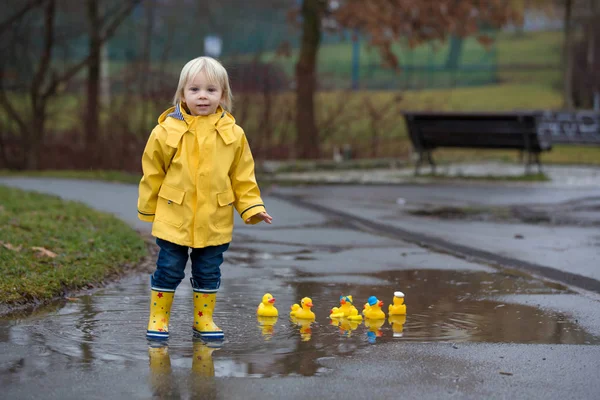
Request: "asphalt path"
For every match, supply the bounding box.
[1,177,599,399]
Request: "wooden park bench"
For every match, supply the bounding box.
[403,111,550,175]
[404,111,600,175]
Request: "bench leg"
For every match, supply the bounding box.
[535,152,543,174]
[524,151,532,175]
[414,151,423,176]
[427,151,436,175]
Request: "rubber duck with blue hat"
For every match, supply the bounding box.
[363,296,386,320]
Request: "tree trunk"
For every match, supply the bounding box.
[563,0,574,110]
[295,0,323,159]
[86,0,101,165]
[25,109,46,170]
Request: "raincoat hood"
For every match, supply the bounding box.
[158,103,237,147]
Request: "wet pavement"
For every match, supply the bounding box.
[273,183,600,286]
[1,177,600,399]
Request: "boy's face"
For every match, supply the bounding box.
[183,71,224,116]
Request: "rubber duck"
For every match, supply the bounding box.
[290,297,315,320]
[257,316,278,340]
[362,296,385,320]
[388,291,407,315]
[257,293,279,317]
[330,295,361,320]
[346,307,363,321]
[388,314,407,338]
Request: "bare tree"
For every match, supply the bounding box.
[0,0,141,169]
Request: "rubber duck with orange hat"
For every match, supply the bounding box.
[330,295,362,321]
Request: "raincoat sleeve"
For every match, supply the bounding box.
[230,130,266,224]
[137,127,168,222]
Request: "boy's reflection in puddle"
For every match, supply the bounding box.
[148,340,222,399]
[148,342,181,398]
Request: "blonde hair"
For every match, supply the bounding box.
[172,56,233,111]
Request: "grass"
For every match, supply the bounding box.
[429,145,600,167]
[0,185,147,306]
[0,169,141,184]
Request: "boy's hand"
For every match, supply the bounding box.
[247,212,273,224]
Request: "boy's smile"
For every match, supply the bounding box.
[183,71,224,116]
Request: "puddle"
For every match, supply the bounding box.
[1,268,597,382]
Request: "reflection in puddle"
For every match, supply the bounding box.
[0,269,598,381]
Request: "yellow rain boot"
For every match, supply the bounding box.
[147,287,175,340]
[193,288,224,340]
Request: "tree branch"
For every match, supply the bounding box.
[32,0,55,109]
[42,0,142,100]
[0,0,49,35]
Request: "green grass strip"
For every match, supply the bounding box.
[0,185,146,305]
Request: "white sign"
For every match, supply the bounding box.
[537,111,600,144]
[204,35,222,58]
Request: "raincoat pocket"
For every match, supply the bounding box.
[214,190,234,229]
[156,184,186,228]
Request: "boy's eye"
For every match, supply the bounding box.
[208,88,216,92]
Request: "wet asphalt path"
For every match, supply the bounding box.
[1,178,600,399]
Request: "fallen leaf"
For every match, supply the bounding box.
[65,297,79,302]
[1,241,22,252]
[31,247,57,258]
[499,371,513,376]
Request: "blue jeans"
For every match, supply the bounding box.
[151,238,230,290]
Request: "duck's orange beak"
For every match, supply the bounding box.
[378,300,384,307]
[269,297,275,304]
[305,302,313,307]
[340,298,346,304]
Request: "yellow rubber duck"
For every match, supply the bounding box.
[388,314,407,338]
[257,315,278,340]
[362,296,385,319]
[388,291,407,315]
[257,293,279,317]
[290,297,315,320]
[330,295,361,321]
[346,306,363,321]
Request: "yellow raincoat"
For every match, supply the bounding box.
[137,103,266,248]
